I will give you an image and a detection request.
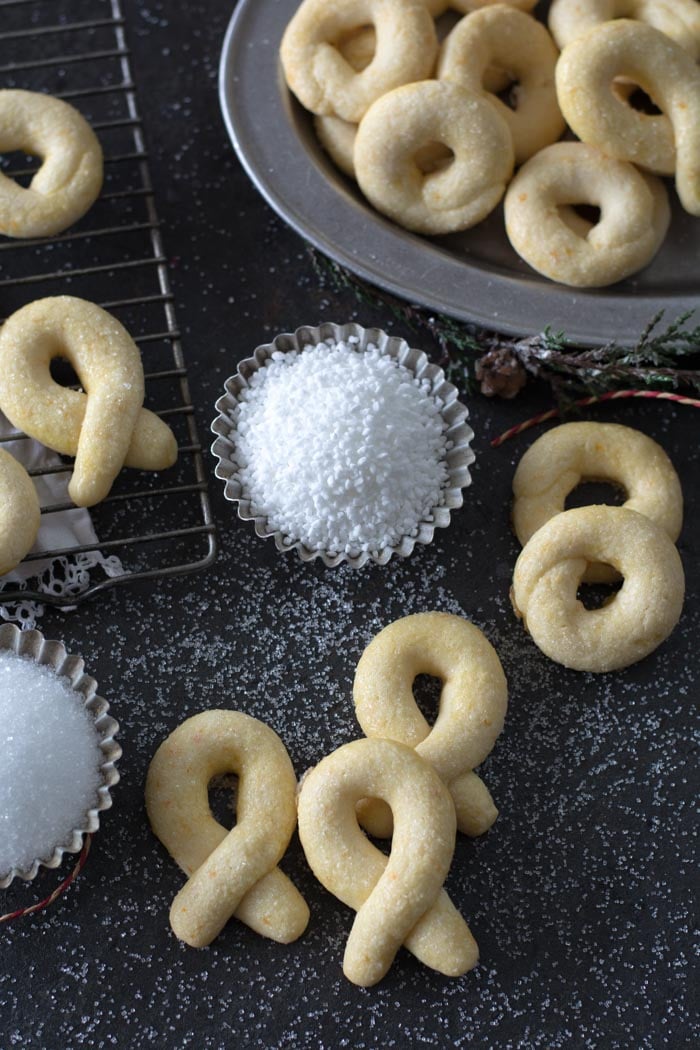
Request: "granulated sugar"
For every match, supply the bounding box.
[232,339,449,554]
[0,651,101,876]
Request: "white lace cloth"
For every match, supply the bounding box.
[0,414,123,628]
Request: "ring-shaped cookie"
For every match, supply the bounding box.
[555,20,700,214]
[298,738,478,986]
[355,80,514,234]
[549,0,700,59]
[504,142,670,287]
[0,90,103,239]
[438,4,565,163]
[280,0,438,123]
[353,612,507,837]
[512,422,683,555]
[0,449,40,577]
[511,505,685,672]
[0,297,178,508]
[146,710,309,948]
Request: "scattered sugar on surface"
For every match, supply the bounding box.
[232,339,449,554]
[0,652,101,874]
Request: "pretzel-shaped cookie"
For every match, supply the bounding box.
[0,90,103,239]
[280,0,438,123]
[555,20,700,215]
[512,422,683,583]
[549,0,700,58]
[146,710,309,948]
[438,4,565,163]
[511,505,685,672]
[353,612,507,837]
[504,142,670,287]
[0,297,178,507]
[0,449,40,577]
[354,80,514,234]
[298,738,478,986]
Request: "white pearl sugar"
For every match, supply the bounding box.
[0,651,102,875]
[233,339,450,554]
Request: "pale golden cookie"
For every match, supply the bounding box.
[504,142,670,287]
[0,297,178,508]
[438,4,565,163]
[354,79,514,234]
[146,710,309,948]
[511,505,685,672]
[0,89,103,238]
[298,738,478,986]
[0,450,40,577]
[280,0,438,123]
[353,612,507,837]
[555,20,700,214]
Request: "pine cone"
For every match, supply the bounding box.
[475,348,527,399]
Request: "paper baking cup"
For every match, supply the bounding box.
[0,623,121,888]
[210,322,475,568]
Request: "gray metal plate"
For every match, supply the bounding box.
[219,0,699,343]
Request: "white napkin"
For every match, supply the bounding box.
[0,413,122,626]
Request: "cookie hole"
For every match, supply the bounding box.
[415,142,454,175]
[613,81,663,116]
[412,673,442,726]
[571,204,602,227]
[208,774,238,830]
[336,24,375,72]
[577,577,622,610]
[50,357,80,388]
[565,480,626,510]
[496,79,521,111]
[0,150,36,189]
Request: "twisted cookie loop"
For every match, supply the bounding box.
[0,297,178,507]
[353,612,507,836]
[549,0,700,58]
[555,20,700,214]
[280,0,438,123]
[511,506,685,672]
[504,142,670,288]
[355,80,513,234]
[0,90,102,239]
[146,710,309,948]
[0,450,40,577]
[512,423,683,550]
[298,738,478,986]
[438,4,565,163]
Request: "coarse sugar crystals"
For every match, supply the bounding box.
[231,338,450,556]
[0,650,102,877]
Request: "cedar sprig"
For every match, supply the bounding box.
[309,247,700,401]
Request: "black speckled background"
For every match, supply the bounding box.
[1,3,698,1048]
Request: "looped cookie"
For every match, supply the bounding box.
[555,20,700,215]
[504,142,670,287]
[0,297,178,507]
[353,612,507,837]
[146,710,309,948]
[0,449,40,577]
[0,90,103,239]
[512,422,683,556]
[354,79,514,234]
[511,505,685,672]
[298,738,478,986]
[438,4,565,163]
[280,0,438,123]
[548,0,700,59]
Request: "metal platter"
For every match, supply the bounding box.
[219,0,699,343]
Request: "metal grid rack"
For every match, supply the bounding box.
[0,0,217,606]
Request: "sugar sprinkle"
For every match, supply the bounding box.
[231,339,450,555]
[0,651,102,876]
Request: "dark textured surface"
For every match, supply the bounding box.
[1,3,699,1048]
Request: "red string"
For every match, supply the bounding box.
[0,834,92,923]
[491,389,700,447]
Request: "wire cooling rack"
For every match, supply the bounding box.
[0,0,217,607]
